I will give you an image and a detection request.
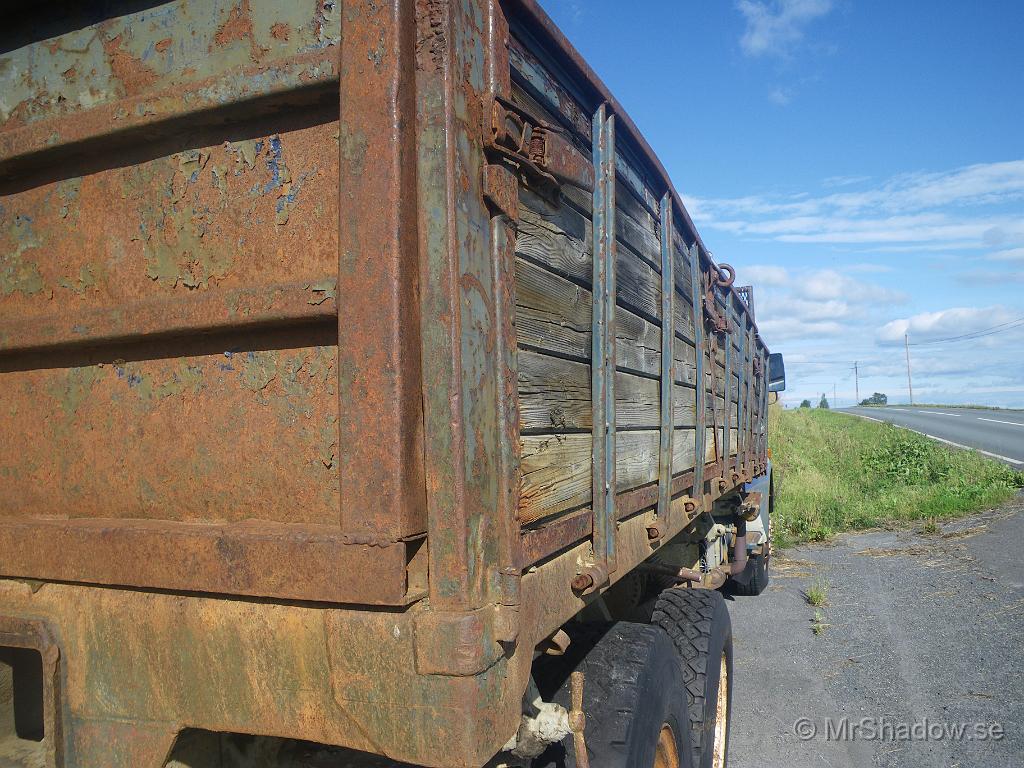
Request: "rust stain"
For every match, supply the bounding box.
[270,22,291,41]
[102,33,159,97]
[154,38,173,53]
[213,0,267,63]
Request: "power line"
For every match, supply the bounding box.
[909,316,1024,346]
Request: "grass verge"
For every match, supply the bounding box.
[769,407,1023,548]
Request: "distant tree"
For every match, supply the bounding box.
[818,394,830,410]
[860,392,888,406]
[800,399,812,408]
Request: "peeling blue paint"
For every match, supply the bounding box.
[263,136,285,193]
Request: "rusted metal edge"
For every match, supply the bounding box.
[502,0,766,352]
[590,103,616,578]
[0,278,337,355]
[0,518,412,605]
[0,616,64,767]
[0,49,338,175]
[657,193,675,526]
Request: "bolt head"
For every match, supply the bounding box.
[571,573,594,592]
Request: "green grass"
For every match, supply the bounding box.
[811,609,829,635]
[804,579,829,607]
[769,407,1023,548]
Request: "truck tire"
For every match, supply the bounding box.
[534,622,694,768]
[651,590,733,768]
[728,552,769,596]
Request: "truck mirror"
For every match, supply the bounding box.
[768,353,786,392]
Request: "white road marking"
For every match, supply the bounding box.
[920,410,961,417]
[840,412,1023,465]
[848,413,883,423]
[921,434,1023,466]
[978,417,1024,428]
[887,408,908,412]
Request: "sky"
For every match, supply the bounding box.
[537,0,1024,408]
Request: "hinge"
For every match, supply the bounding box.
[485,96,598,205]
[485,96,560,202]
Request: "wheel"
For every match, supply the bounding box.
[727,552,769,596]
[532,622,695,768]
[651,589,733,768]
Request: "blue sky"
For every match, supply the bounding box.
[538,0,1024,408]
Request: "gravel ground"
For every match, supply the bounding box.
[728,493,1024,768]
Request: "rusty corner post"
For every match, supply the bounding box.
[412,0,523,688]
[587,102,616,587]
[337,0,425,542]
[657,193,675,529]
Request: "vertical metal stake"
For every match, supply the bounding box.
[591,104,617,575]
[657,194,675,525]
[734,315,744,475]
[724,312,732,471]
[688,245,706,502]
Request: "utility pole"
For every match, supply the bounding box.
[904,333,914,405]
[854,361,860,405]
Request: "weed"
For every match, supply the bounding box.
[805,579,829,607]
[811,609,830,635]
[922,518,940,535]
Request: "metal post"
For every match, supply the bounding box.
[657,193,675,525]
[723,312,732,471]
[854,361,859,405]
[591,104,617,577]
[688,245,706,502]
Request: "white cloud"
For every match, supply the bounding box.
[794,269,906,304]
[742,264,790,285]
[737,0,834,58]
[876,306,1022,344]
[989,247,1024,262]
[689,159,1024,248]
[768,87,793,106]
[823,174,872,188]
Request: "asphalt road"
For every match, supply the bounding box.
[729,494,1024,768]
[844,405,1024,466]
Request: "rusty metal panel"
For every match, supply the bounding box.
[0,518,413,605]
[0,0,427,605]
[336,0,425,541]
[0,330,340,526]
[0,118,340,335]
[0,1,340,161]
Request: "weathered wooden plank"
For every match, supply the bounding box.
[519,428,701,524]
[559,184,662,270]
[518,190,695,339]
[518,351,698,432]
[517,257,696,379]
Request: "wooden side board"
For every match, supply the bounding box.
[519,427,715,524]
[516,257,696,383]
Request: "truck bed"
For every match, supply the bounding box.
[0,2,769,766]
